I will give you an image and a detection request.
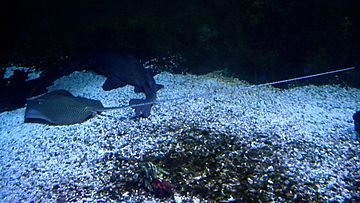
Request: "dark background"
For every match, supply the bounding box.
[1,0,359,85]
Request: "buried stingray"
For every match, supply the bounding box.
[24,67,355,125]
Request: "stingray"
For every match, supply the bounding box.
[24,67,354,125]
[68,51,163,118]
[24,90,128,125]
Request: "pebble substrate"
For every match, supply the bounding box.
[0,70,359,202]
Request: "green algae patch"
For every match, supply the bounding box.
[149,129,289,201]
[98,128,324,202]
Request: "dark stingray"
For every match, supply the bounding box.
[24,90,126,125]
[68,51,163,118]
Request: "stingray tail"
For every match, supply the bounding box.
[129,98,152,118]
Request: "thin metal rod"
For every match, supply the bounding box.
[106,66,355,110]
[254,66,355,88]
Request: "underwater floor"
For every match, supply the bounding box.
[0,71,359,202]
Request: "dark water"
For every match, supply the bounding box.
[1,0,359,77]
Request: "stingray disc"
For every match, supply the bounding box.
[25,90,105,125]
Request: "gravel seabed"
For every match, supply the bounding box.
[0,70,359,202]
